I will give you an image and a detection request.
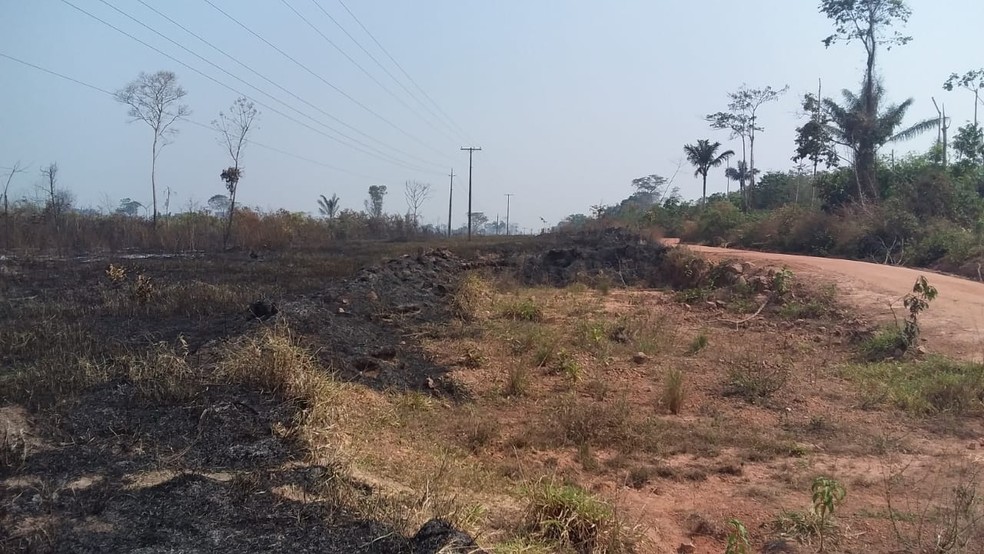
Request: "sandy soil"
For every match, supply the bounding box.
[672,242,984,362]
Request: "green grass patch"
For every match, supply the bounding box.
[858,327,908,361]
[843,357,984,415]
[499,298,545,322]
[522,480,632,553]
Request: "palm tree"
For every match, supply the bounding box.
[823,84,937,205]
[317,193,340,220]
[684,139,735,206]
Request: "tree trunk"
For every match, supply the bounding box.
[151,134,159,227]
[702,172,708,208]
[748,131,756,210]
[224,168,237,250]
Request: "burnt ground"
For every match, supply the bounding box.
[1,230,681,553]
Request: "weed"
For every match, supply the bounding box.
[725,518,752,554]
[464,417,500,453]
[500,298,544,322]
[505,365,531,397]
[577,442,599,471]
[452,273,491,321]
[584,379,611,401]
[686,333,708,356]
[771,267,794,298]
[725,359,789,403]
[779,300,827,320]
[522,480,632,553]
[463,347,486,368]
[627,466,655,489]
[662,369,686,415]
[859,327,908,361]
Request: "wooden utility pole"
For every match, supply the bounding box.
[460,147,482,240]
[447,168,455,237]
[504,193,514,236]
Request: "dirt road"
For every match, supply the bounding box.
[674,242,984,361]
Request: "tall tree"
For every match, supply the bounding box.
[318,193,340,219]
[708,85,787,208]
[683,140,734,206]
[213,97,258,247]
[943,69,984,126]
[365,185,387,219]
[794,91,841,175]
[822,84,936,202]
[820,0,912,199]
[115,71,190,226]
[404,180,432,229]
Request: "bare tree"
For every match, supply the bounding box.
[213,97,258,246]
[2,161,26,218]
[404,180,432,230]
[115,71,190,226]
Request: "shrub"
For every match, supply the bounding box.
[725,359,788,403]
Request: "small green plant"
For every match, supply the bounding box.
[771,267,794,297]
[552,350,581,384]
[687,332,709,356]
[674,287,711,304]
[812,476,846,551]
[663,368,686,415]
[900,276,938,348]
[724,518,752,554]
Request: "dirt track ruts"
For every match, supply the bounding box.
[669,241,984,361]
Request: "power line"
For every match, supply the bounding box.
[0,52,115,97]
[131,0,446,172]
[336,0,475,144]
[200,0,453,162]
[278,0,458,144]
[306,0,469,144]
[0,51,383,180]
[86,0,440,174]
[184,120,382,180]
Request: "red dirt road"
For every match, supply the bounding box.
[673,241,984,361]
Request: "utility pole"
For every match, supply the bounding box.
[460,146,482,240]
[504,193,514,236]
[447,168,455,237]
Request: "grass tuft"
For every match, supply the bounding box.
[522,480,633,553]
[662,369,686,415]
[843,357,984,415]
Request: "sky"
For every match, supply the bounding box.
[2,0,983,232]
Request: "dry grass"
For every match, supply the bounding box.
[522,479,635,553]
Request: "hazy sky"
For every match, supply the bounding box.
[2,1,982,230]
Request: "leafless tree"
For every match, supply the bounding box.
[115,71,190,226]
[404,180,432,230]
[213,97,258,246]
[2,161,26,218]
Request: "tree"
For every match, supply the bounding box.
[794,92,841,175]
[468,211,488,232]
[208,194,231,215]
[708,85,788,208]
[115,71,190,226]
[318,193,340,219]
[822,84,936,202]
[943,69,984,126]
[2,161,26,218]
[820,0,913,200]
[117,198,144,217]
[365,185,387,219]
[213,97,258,247]
[39,163,71,224]
[683,140,734,206]
[404,180,432,229]
[724,161,757,201]
[953,124,984,164]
